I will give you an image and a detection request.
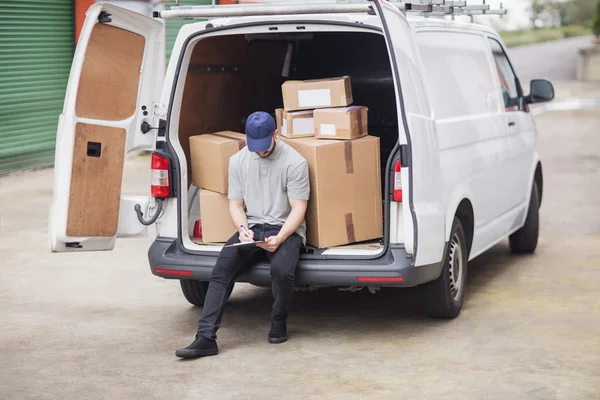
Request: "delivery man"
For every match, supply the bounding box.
[176,111,310,359]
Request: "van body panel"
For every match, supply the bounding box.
[471,202,527,259]
[415,27,531,256]
[486,36,538,215]
[404,115,445,265]
[48,4,164,252]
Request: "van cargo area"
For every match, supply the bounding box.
[173,29,401,258]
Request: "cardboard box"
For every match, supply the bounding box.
[281,76,353,111]
[189,131,246,194]
[275,109,315,139]
[314,106,368,140]
[199,189,236,243]
[281,135,382,248]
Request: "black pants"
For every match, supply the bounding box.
[197,224,303,341]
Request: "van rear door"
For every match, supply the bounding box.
[49,4,164,252]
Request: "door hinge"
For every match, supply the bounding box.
[157,119,166,137]
[399,145,410,167]
[98,11,112,23]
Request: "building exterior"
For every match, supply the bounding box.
[1,1,75,174]
[0,0,217,175]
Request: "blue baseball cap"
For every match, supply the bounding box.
[245,111,276,152]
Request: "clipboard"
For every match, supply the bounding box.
[223,241,266,248]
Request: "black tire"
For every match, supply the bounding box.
[509,182,539,254]
[418,217,468,319]
[180,279,209,306]
[179,279,235,307]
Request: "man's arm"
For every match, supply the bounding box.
[277,198,308,242]
[258,199,307,252]
[229,200,253,242]
[227,156,253,242]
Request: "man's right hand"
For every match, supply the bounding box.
[239,229,254,243]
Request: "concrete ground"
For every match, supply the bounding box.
[2,89,600,399]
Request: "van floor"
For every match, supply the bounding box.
[190,236,384,253]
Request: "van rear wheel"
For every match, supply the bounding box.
[418,217,468,319]
[509,182,539,254]
[179,279,235,307]
[180,280,209,306]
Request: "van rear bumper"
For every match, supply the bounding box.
[148,237,442,287]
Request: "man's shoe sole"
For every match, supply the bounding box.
[175,348,219,358]
[268,336,288,344]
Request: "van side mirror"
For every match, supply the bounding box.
[527,79,555,104]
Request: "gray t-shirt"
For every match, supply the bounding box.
[228,139,310,243]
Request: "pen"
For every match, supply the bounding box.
[239,225,254,242]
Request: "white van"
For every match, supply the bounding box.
[49,1,554,318]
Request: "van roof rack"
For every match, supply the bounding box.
[154,0,506,20]
[401,0,507,17]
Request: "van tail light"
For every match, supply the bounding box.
[151,152,171,198]
[393,159,402,202]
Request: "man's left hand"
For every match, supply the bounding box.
[258,235,282,253]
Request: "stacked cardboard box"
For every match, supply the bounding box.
[281,135,382,249]
[281,76,353,111]
[280,76,369,141]
[314,106,368,140]
[279,76,381,248]
[275,109,315,139]
[189,131,246,243]
[199,189,235,243]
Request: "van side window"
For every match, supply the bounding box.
[488,39,519,112]
[416,32,497,120]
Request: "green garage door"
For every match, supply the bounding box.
[0,0,74,175]
[165,0,212,62]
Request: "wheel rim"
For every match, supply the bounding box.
[448,232,464,302]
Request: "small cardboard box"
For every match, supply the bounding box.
[281,135,382,248]
[281,76,353,111]
[189,131,246,194]
[314,106,368,140]
[199,189,236,243]
[275,109,315,139]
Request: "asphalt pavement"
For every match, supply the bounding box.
[507,35,595,84]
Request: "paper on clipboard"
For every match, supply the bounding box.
[223,241,266,248]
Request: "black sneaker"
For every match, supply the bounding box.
[268,320,288,344]
[175,335,219,358]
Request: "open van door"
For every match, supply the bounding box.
[49,4,164,252]
[372,0,446,267]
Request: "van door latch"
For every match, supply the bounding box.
[141,119,166,135]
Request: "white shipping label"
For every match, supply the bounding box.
[281,120,289,137]
[320,124,337,136]
[298,89,331,107]
[292,118,315,135]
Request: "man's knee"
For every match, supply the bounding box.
[211,254,240,281]
[270,262,296,284]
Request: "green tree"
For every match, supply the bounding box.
[531,0,561,28]
[593,1,600,39]
[559,0,597,27]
